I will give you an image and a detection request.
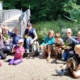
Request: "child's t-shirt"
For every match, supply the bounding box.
[55,38,64,46]
[14,46,25,59]
[8,31,21,45]
[41,36,55,46]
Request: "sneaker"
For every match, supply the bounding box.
[55,69,64,76]
[55,69,69,76]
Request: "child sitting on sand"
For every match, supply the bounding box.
[54,33,64,58]
[9,39,25,65]
[40,30,55,61]
[55,44,80,78]
[8,28,21,49]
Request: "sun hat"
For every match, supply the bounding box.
[18,39,24,43]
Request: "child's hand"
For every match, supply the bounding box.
[12,48,15,53]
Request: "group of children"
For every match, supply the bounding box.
[40,28,80,78]
[0,26,25,65]
[0,24,80,78]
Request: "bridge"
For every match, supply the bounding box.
[0,9,31,37]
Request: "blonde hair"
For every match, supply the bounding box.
[48,30,54,36]
[14,28,19,31]
[74,44,80,51]
[77,31,80,35]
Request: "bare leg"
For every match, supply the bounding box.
[43,45,48,58]
[46,45,52,61]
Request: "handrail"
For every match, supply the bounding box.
[18,9,31,37]
[0,9,22,23]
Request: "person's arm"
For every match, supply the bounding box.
[23,29,26,38]
[8,31,14,37]
[60,38,64,45]
[32,29,38,41]
[12,47,15,53]
[70,37,80,44]
[21,52,24,56]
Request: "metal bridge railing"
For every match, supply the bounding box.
[0,9,22,23]
[18,9,31,37]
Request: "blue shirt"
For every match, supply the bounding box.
[8,31,21,45]
[41,36,55,46]
[24,28,36,39]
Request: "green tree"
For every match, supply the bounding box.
[63,0,80,22]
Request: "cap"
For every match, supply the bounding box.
[18,39,24,43]
[66,28,72,32]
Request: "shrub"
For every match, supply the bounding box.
[33,20,80,42]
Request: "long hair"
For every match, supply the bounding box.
[48,30,54,37]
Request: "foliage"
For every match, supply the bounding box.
[63,0,80,22]
[33,20,80,42]
[2,0,64,22]
[2,0,80,23]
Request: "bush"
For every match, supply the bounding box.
[33,20,80,42]
[63,0,80,23]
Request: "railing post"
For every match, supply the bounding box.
[18,9,31,37]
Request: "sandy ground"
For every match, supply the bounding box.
[0,55,80,80]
